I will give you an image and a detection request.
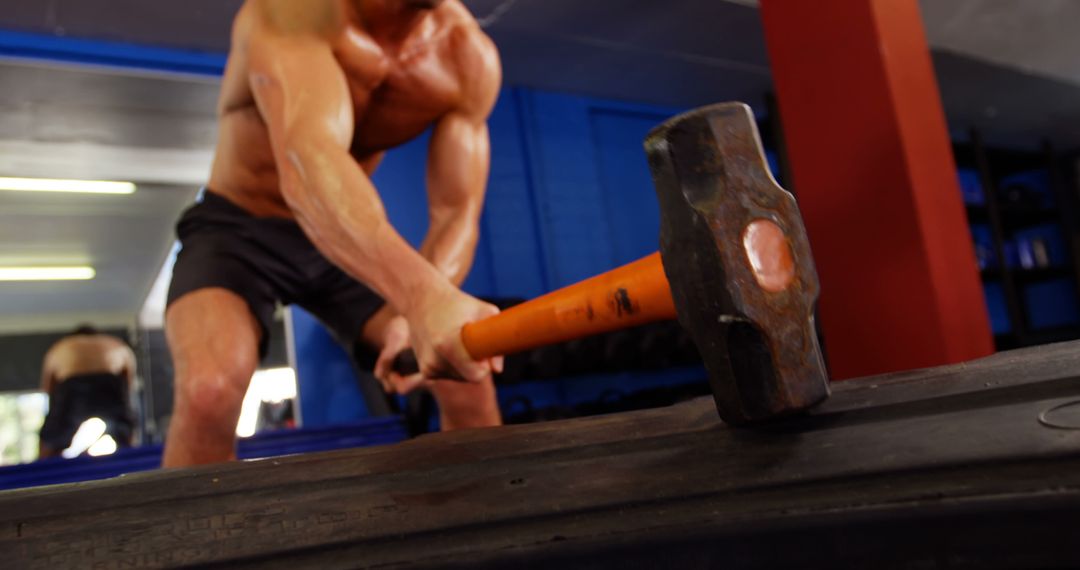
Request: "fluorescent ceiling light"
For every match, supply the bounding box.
[0,177,135,194]
[0,266,96,281]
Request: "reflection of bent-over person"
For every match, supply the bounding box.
[38,325,136,459]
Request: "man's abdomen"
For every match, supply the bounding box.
[207,107,293,218]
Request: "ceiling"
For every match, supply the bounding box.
[0,180,195,333]
[0,0,1077,333]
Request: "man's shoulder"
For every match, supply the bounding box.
[242,0,344,41]
[442,14,499,75]
[46,336,73,353]
[438,11,501,109]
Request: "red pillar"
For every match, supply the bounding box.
[759,0,994,379]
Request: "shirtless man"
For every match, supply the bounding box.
[39,326,137,459]
[163,0,504,467]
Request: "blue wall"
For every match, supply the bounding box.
[292,88,686,425]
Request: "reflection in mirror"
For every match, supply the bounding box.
[0,55,212,478]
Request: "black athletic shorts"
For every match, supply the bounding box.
[166,190,385,357]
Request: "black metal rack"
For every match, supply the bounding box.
[956,130,1080,350]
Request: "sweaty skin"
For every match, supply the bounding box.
[164,0,503,466]
[39,334,136,458]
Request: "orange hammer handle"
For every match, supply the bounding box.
[462,252,676,359]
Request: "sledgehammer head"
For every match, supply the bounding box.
[645,102,829,425]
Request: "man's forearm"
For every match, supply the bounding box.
[281,140,449,316]
[420,212,480,286]
[361,210,479,348]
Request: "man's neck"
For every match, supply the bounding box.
[352,0,435,45]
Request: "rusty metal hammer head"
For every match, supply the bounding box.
[645,102,829,425]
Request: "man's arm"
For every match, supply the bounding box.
[248,1,436,313]
[39,345,58,395]
[369,28,502,392]
[247,0,495,381]
[420,28,501,285]
[418,117,489,284]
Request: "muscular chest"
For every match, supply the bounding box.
[333,27,459,156]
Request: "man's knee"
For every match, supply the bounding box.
[430,379,501,429]
[431,379,491,407]
[175,366,251,429]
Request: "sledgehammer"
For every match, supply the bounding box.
[396,102,829,424]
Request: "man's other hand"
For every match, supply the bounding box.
[373,315,431,395]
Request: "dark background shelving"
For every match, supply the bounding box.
[956,132,1080,350]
